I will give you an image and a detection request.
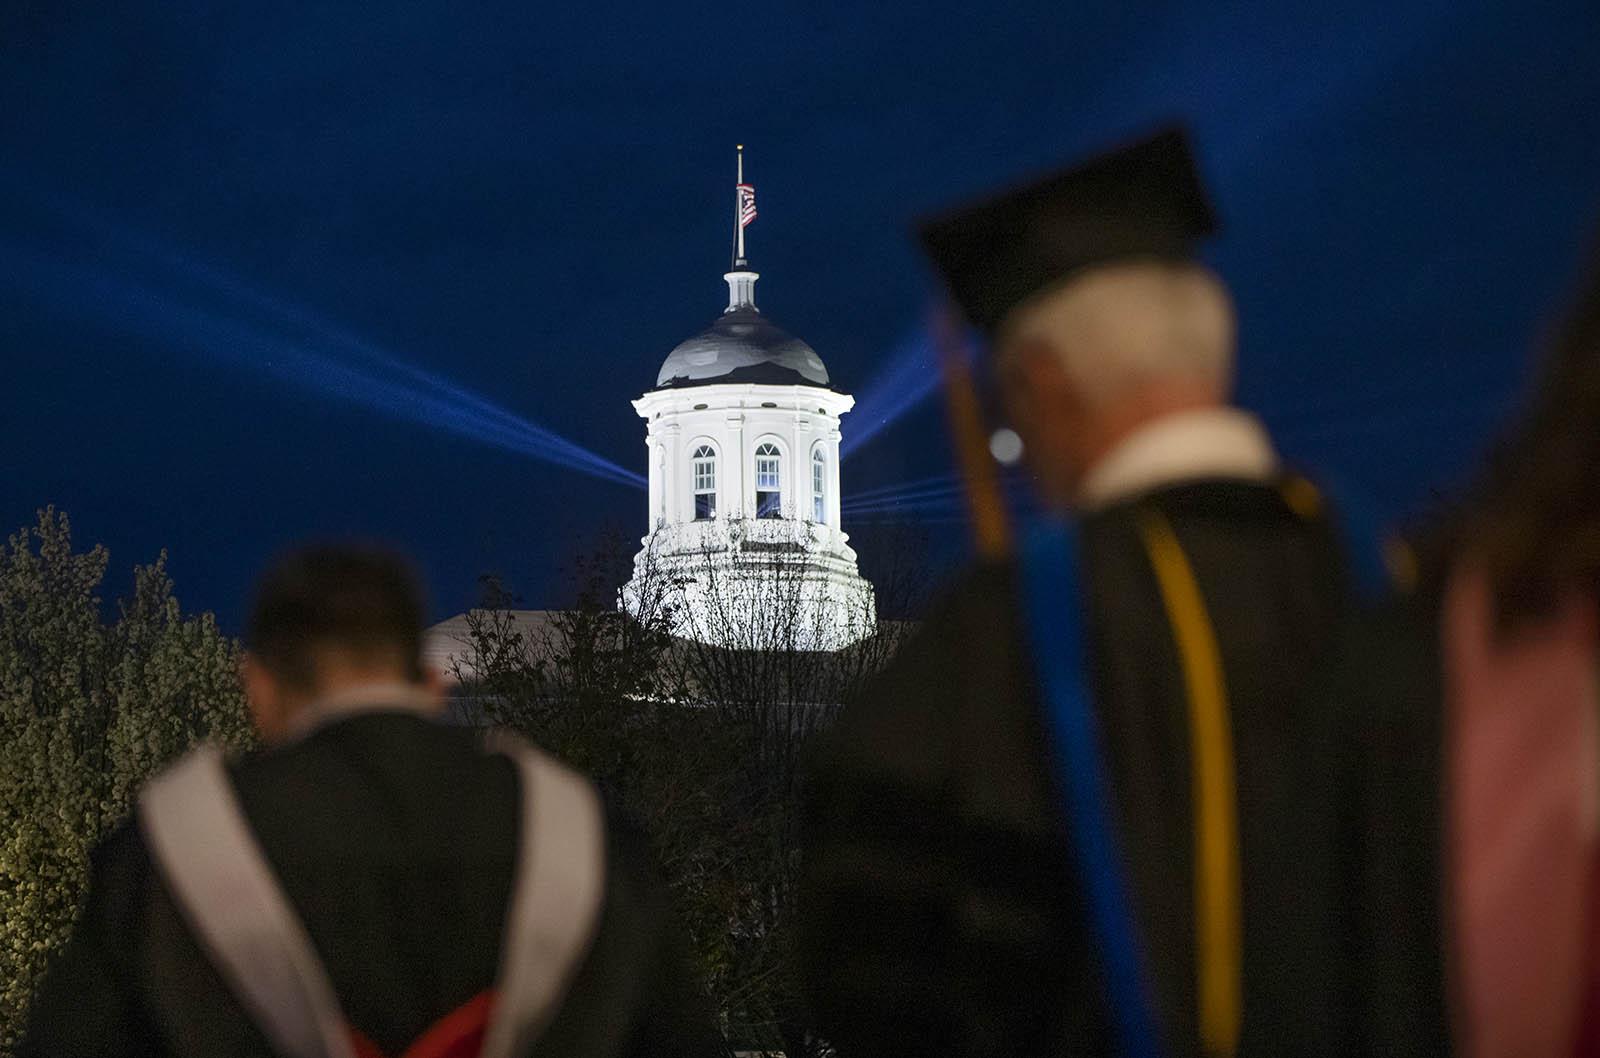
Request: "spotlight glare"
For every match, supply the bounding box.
[989,427,1024,465]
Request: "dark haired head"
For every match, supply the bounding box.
[246,545,426,694]
[1451,232,1600,627]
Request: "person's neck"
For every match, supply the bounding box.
[1033,386,1225,511]
[283,670,440,735]
[1080,387,1223,474]
[1071,401,1277,512]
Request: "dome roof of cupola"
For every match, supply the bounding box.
[655,302,830,389]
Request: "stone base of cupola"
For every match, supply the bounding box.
[620,518,876,652]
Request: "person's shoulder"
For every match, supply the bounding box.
[75,814,157,929]
[229,714,516,801]
[224,733,337,821]
[1090,475,1361,588]
[1094,476,1308,527]
[226,718,522,875]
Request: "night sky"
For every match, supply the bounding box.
[3,1,1597,629]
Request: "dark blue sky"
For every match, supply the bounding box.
[3,1,1597,628]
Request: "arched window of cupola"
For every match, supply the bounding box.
[692,445,717,520]
[811,447,826,523]
[755,442,783,519]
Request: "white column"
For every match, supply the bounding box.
[660,423,682,525]
[649,439,665,529]
[792,412,811,522]
[826,428,843,528]
[726,412,746,519]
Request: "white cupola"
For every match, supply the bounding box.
[621,148,875,650]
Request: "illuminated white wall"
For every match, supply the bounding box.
[623,382,875,650]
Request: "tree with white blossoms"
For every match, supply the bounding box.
[0,509,252,1054]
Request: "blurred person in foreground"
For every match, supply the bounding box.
[1345,233,1600,1058]
[20,545,718,1058]
[800,127,1366,1058]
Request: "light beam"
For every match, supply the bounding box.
[842,312,986,459]
[2,202,644,489]
[840,325,941,458]
[843,469,1035,520]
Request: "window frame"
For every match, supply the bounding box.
[811,446,826,523]
[691,443,718,521]
[754,441,783,520]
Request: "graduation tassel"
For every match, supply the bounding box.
[934,307,1012,559]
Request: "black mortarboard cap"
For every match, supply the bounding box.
[917,125,1218,335]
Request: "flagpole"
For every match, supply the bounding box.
[736,144,747,265]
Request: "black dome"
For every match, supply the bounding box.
[655,306,830,389]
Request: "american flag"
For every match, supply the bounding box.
[737,183,757,228]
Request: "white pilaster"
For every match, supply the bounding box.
[826,428,843,528]
[659,423,681,526]
[726,413,746,519]
[650,440,665,528]
[792,412,811,522]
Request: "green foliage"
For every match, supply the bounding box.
[0,509,251,1052]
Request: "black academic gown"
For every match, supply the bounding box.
[20,711,722,1058]
[800,478,1362,1058]
[1329,589,1452,1057]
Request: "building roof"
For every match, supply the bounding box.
[424,609,562,685]
[655,305,831,390]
